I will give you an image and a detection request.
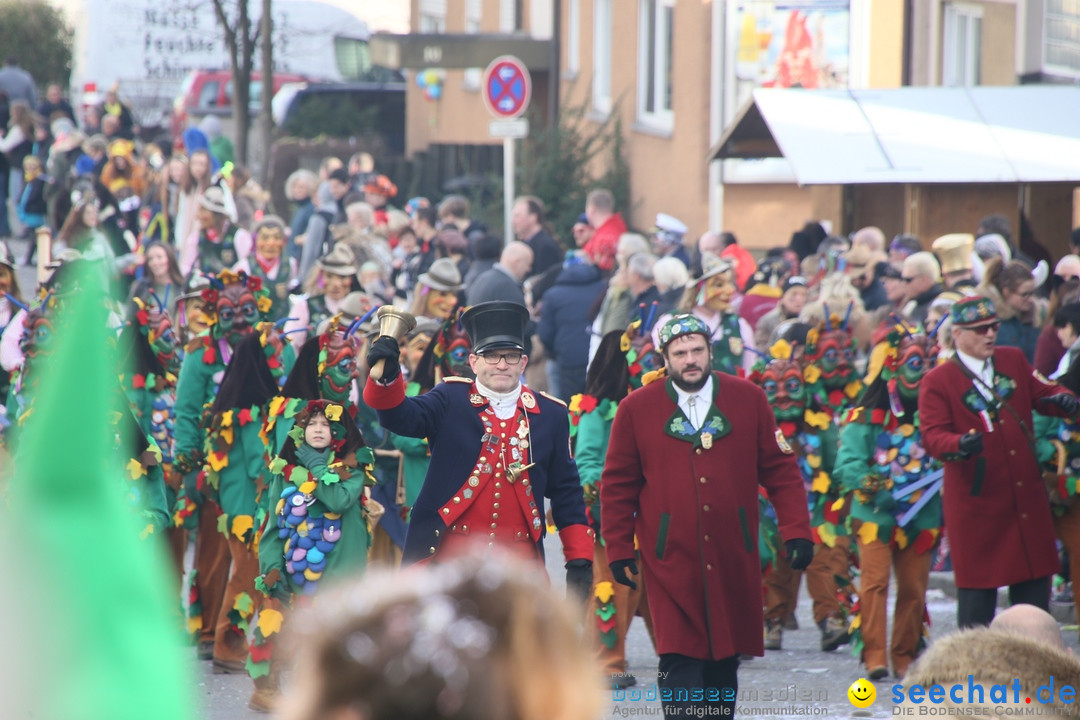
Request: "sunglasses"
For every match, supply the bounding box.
[962,322,1000,335]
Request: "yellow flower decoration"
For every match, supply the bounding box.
[257,608,284,637]
[817,523,837,547]
[894,527,909,549]
[769,339,794,361]
[845,380,863,398]
[231,514,254,541]
[806,327,819,346]
[857,521,880,545]
[218,269,241,285]
[221,410,234,427]
[594,581,615,603]
[126,457,146,479]
[803,364,821,384]
[299,480,317,494]
[804,409,831,430]
[811,471,830,494]
[569,395,583,414]
[324,403,344,422]
[257,295,272,314]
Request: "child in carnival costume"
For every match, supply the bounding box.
[1034,331,1080,640]
[622,301,665,389]
[750,339,845,652]
[250,399,376,712]
[172,269,283,661]
[833,325,943,680]
[199,325,291,676]
[569,329,654,689]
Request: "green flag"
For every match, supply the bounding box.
[0,264,193,719]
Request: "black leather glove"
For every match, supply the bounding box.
[957,431,984,458]
[785,538,815,571]
[365,336,401,382]
[565,559,593,602]
[1044,393,1079,416]
[609,558,639,590]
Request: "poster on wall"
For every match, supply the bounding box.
[724,1,850,182]
[734,1,850,101]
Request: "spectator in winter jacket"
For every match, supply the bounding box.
[17,155,47,235]
[583,189,626,272]
[538,257,607,401]
[512,195,564,277]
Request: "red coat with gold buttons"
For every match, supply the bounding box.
[600,372,811,660]
[919,347,1071,588]
[364,375,594,565]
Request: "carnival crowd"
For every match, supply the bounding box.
[2,66,1080,720]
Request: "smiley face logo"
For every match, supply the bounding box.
[848,678,876,708]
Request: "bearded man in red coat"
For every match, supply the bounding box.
[919,295,1078,628]
[600,314,813,720]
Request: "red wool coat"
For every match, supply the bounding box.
[919,347,1071,589]
[600,372,811,660]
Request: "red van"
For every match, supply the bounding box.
[171,69,308,140]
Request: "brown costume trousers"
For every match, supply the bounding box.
[857,536,932,678]
[214,534,261,663]
[195,500,231,646]
[763,554,802,620]
[805,537,851,623]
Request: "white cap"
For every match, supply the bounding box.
[654,213,687,236]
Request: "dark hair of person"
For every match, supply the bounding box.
[1054,302,1080,333]
[140,240,185,288]
[720,232,738,248]
[278,335,324,401]
[474,233,503,262]
[415,205,438,228]
[584,331,630,404]
[209,333,281,414]
[117,320,164,379]
[982,257,1033,294]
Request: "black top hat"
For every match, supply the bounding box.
[460,301,529,355]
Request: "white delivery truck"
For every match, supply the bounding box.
[62,0,379,130]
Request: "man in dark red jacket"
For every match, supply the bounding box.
[919,295,1078,628]
[601,314,813,719]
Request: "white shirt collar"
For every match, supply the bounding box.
[955,349,993,378]
[475,379,522,420]
[673,375,714,431]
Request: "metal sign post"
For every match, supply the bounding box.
[482,55,532,245]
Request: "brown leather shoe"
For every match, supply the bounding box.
[764,619,783,650]
[248,687,281,713]
[782,613,799,630]
[868,666,889,681]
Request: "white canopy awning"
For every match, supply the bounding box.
[709,86,1080,185]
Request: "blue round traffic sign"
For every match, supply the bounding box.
[482,55,532,119]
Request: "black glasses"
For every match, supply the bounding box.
[479,351,523,366]
[965,322,1000,335]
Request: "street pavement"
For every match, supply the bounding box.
[191,532,1080,720]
